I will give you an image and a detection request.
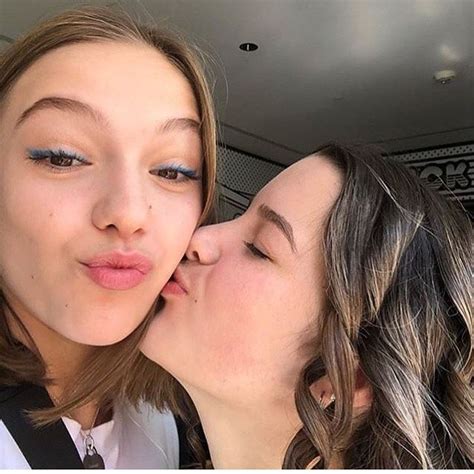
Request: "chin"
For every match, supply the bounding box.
[59,311,144,346]
[139,311,176,359]
[62,328,129,346]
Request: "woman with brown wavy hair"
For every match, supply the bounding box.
[141,142,472,468]
[0,5,216,469]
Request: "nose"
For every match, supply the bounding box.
[185,224,222,265]
[91,167,149,241]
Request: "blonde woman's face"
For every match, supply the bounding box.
[142,156,343,403]
[0,41,203,345]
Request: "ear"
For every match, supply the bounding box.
[309,367,372,412]
[353,367,373,413]
[309,375,334,407]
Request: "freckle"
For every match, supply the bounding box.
[194,299,198,303]
[149,205,152,210]
[31,275,34,279]
[65,304,68,308]
[49,212,53,217]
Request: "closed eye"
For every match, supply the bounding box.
[244,241,270,260]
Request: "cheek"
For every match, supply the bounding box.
[0,175,96,259]
[0,179,97,331]
[148,190,202,260]
[199,266,308,381]
[0,177,77,261]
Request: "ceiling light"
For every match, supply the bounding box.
[433,70,456,85]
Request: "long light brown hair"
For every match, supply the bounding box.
[154,143,472,468]
[0,5,217,420]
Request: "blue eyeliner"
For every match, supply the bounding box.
[27,147,89,164]
[27,149,199,180]
[156,163,201,181]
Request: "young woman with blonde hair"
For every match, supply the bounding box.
[142,142,472,469]
[0,5,216,468]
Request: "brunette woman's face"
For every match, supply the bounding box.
[0,41,203,345]
[141,156,342,403]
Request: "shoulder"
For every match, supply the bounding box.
[0,420,31,469]
[119,401,179,469]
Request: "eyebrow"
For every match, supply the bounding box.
[15,96,201,135]
[258,203,297,253]
[159,117,201,135]
[15,96,109,129]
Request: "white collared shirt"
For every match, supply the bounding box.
[0,401,179,469]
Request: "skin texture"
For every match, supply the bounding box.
[0,41,203,347]
[141,156,344,468]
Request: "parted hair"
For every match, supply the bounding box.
[150,142,472,468]
[0,5,217,419]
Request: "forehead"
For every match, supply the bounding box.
[3,40,198,125]
[254,156,342,244]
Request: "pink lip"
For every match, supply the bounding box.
[161,268,188,296]
[82,251,152,290]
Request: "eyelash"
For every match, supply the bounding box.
[27,148,90,172]
[150,164,200,183]
[27,149,200,182]
[244,241,270,261]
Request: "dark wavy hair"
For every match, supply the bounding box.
[283,142,472,468]
[151,142,472,468]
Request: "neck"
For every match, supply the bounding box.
[4,292,98,428]
[184,386,301,469]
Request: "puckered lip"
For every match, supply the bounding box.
[81,250,153,275]
[169,267,189,293]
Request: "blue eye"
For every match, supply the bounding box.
[150,164,200,183]
[27,148,90,170]
[244,241,270,260]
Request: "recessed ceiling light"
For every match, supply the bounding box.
[433,69,456,85]
[239,42,258,52]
